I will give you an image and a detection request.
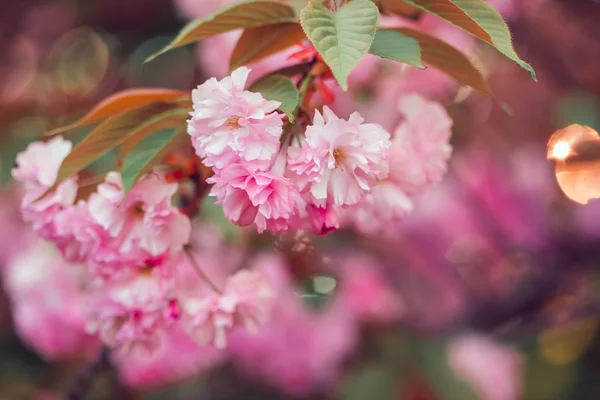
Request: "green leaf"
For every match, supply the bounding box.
[369,29,424,69]
[119,107,190,164]
[250,75,300,121]
[402,0,536,80]
[121,128,189,195]
[395,27,491,96]
[53,102,187,189]
[146,0,298,63]
[300,0,379,90]
[230,23,306,71]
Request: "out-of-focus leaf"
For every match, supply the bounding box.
[379,0,423,19]
[230,23,306,70]
[414,339,480,400]
[201,195,242,243]
[146,0,298,62]
[121,128,189,195]
[250,75,299,121]
[394,27,491,96]
[300,0,378,90]
[539,317,598,366]
[340,365,399,400]
[547,124,600,204]
[402,0,536,80]
[45,89,186,136]
[369,29,424,69]
[53,102,185,189]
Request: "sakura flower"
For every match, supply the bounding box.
[449,334,523,400]
[86,265,177,351]
[180,269,276,349]
[389,94,453,197]
[287,107,391,207]
[306,202,340,236]
[12,136,78,238]
[228,257,357,395]
[114,326,225,388]
[188,67,284,171]
[3,240,99,359]
[348,181,414,235]
[87,172,191,261]
[208,164,298,233]
[53,201,105,263]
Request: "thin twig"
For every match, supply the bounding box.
[68,347,111,400]
[184,245,222,293]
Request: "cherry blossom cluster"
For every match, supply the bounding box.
[188,67,452,235]
[12,137,275,351]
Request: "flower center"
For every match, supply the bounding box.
[129,201,145,219]
[139,265,154,275]
[333,148,346,169]
[226,115,242,130]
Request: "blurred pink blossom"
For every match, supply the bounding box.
[114,326,225,387]
[449,334,523,400]
[228,254,357,395]
[3,240,99,359]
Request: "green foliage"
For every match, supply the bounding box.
[250,75,300,121]
[369,29,425,69]
[300,0,379,90]
[402,0,537,80]
[146,0,298,62]
[121,128,189,195]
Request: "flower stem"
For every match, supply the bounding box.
[184,245,222,294]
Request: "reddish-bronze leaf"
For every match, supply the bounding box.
[118,107,190,166]
[53,102,186,189]
[379,0,423,19]
[393,27,491,96]
[230,23,306,71]
[46,89,186,136]
[547,124,600,204]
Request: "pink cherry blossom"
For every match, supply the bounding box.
[334,254,405,324]
[87,172,191,262]
[306,202,340,235]
[113,326,225,388]
[53,201,105,263]
[85,264,177,351]
[349,181,414,234]
[12,136,78,238]
[180,269,276,349]
[228,256,357,395]
[389,94,453,197]
[449,334,523,400]
[208,163,298,233]
[188,67,284,171]
[287,107,391,207]
[2,240,99,359]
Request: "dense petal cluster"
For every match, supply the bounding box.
[208,164,298,233]
[2,240,99,359]
[287,107,391,207]
[348,94,453,234]
[188,67,284,171]
[12,136,78,241]
[180,269,276,349]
